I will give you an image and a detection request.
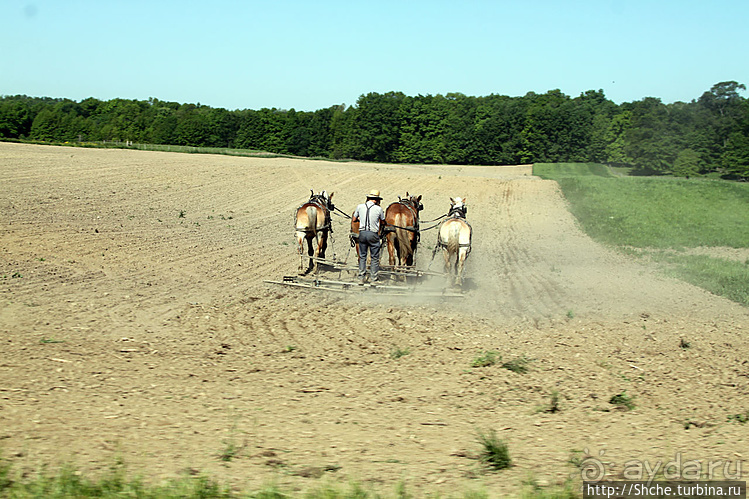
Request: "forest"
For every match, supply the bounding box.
[0,81,747,178]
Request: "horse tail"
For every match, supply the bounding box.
[395,213,412,254]
[446,222,461,254]
[306,205,318,231]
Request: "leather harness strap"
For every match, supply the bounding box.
[295,197,332,234]
[436,216,472,250]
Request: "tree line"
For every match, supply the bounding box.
[1,81,747,178]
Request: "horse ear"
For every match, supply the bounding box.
[463,196,467,203]
[330,192,334,199]
[406,191,410,197]
[398,195,401,201]
[310,189,314,196]
[450,197,455,203]
[416,195,422,201]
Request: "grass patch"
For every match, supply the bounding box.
[609,391,636,411]
[39,338,65,344]
[475,429,512,471]
[553,176,748,248]
[0,453,584,498]
[650,253,749,306]
[501,355,532,374]
[471,351,500,368]
[390,347,411,359]
[0,458,231,498]
[534,163,749,306]
[470,352,532,373]
[533,162,616,179]
[727,412,749,424]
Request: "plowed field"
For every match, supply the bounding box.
[1,142,747,496]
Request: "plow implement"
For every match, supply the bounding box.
[265,257,463,297]
[264,274,464,298]
[308,257,445,279]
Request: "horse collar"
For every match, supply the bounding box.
[449,207,466,218]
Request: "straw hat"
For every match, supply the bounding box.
[366,189,382,199]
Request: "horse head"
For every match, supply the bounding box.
[404,192,423,213]
[309,190,335,211]
[449,197,467,218]
[322,190,335,210]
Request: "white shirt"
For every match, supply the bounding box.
[353,200,385,233]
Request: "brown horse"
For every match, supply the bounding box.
[385,192,423,268]
[295,190,334,274]
[437,197,472,287]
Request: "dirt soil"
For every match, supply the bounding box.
[1,142,748,496]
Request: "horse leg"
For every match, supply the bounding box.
[306,234,315,274]
[296,232,306,274]
[443,249,453,285]
[319,232,328,259]
[407,237,417,267]
[387,233,397,267]
[315,233,328,269]
[455,248,468,287]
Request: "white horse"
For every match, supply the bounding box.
[437,197,472,287]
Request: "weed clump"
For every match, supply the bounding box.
[470,351,532,373]
[390,347,411,359]
[609,391,636,411]
[471,351,500,368]
[476,429,511,471]
[501,355,532,374]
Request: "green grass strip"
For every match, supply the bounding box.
[533,163,749,306]
[533,162,616,179]
[651,253,749,306]
[548,175,749,249]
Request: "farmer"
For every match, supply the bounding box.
[352,189,386,284]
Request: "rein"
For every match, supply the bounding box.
[333,206,352,219]
[420,213,448,223]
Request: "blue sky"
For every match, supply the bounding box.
[2,0,747,111]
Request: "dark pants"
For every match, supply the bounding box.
[358,230,381,280]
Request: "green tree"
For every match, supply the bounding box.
[395,94,449,164]
[0,99,32,138]
[349,91,405,162]
[699,81,746,118]
[329,104,355,159]
[442,92,478,164]
[672,149,703,177]
[30,107,63,141]
[721,132,749,178]
[604,111,632,164]
[520,90,572,163]
[623,97,678,173]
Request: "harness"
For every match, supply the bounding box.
[436,209,472,251]
[384,199,421,243]
[295,195,333,234]
[448,205,467,218]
